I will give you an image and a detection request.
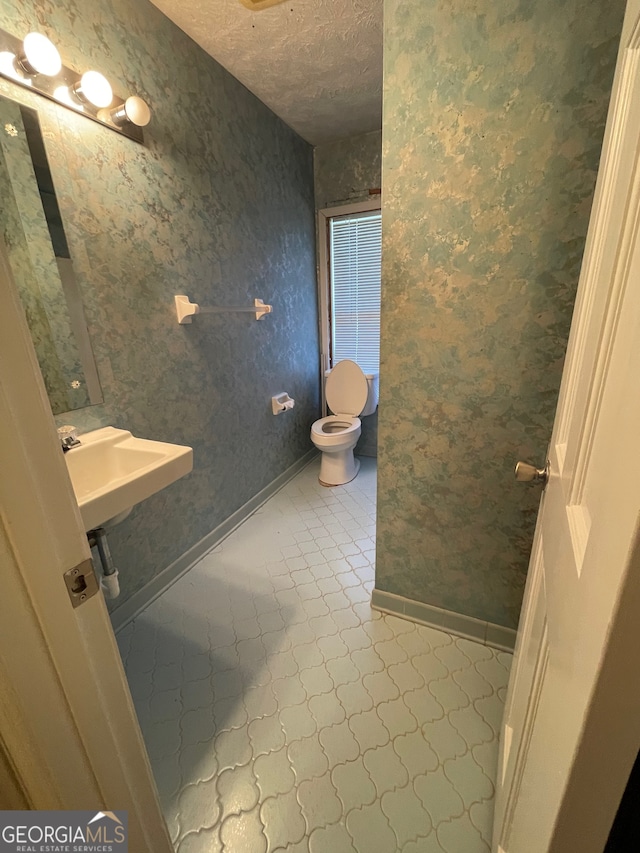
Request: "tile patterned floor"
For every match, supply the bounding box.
[116,457,511,853]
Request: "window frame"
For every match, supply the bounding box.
[317,198,382,415]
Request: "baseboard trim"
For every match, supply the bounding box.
[110,450,319,634]
[371,588,516,652]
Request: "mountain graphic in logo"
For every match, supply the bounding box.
[87,812,123,826]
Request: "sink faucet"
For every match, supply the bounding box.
[57,425,81,452]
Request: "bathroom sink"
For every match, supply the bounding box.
[64,426,193,532]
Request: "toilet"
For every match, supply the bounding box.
[310,360,379,486]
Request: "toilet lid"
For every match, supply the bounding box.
[326,360,368,416]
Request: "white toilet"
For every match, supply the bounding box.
[311,360,379,486]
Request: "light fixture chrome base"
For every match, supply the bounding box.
[0,27,147,144]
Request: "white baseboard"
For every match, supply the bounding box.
[110,450,318,634]
[371,588,516,652]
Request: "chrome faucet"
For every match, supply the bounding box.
[57,425,81,452]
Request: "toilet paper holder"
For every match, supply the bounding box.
[272,393,295,415]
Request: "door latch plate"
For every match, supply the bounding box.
[64,558,99,608]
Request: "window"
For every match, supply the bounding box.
[327,208,381,373]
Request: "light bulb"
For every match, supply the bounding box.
[0,51,29,84]
[109,95,151,128]
[22,32,62,76]
[54,85,82,109]
[73,70,113,108]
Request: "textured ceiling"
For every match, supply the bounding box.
[149,0,383,145]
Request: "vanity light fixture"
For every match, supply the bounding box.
[0,26,151,143]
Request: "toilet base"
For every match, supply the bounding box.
[319,451,360,487]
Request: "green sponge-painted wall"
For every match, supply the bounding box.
[376,0,624,628]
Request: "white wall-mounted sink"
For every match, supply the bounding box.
[64,426,193,532]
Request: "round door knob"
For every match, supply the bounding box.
[515,460,549,484]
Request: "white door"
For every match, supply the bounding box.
[493,2,640,851]
[0,240,172,849]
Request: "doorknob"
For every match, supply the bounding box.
[515,460,550,485]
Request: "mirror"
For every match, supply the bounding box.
[0,94,102,414]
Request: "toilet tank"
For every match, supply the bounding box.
[360,372,379,416]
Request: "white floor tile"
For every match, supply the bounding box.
[116,457,510,852]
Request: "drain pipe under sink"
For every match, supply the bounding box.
[87,527,120,599]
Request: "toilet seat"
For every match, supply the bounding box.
[311,414,361,446]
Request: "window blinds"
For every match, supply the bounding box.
[329,210,382,374]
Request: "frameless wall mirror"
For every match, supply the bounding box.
[0,93,102,414]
